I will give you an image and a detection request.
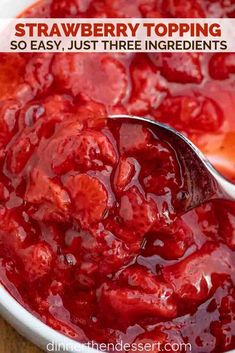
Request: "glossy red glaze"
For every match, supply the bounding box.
[0,1,234,352]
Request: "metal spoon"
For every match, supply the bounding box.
[109,115,235,214]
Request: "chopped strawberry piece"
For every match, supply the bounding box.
[220,287,235,320]
[54,119,83,140]
[114,157,138,193]
[105,0,144,17]
[118,266,162,292]
[163,242,233,304]
[75,130,117,167]
[64,174,108,227]
[47,135,76,176]
[52,253,78,288]
[96,231,135,275]
[25,169,71,222]
[6,133,36,174]
[6,100,73,175]
[26,169,70,210]
[47,136,77,176]
[215,202,235,250]
[75,99,107,129]
[0,183,9,202]
[98,282,176,321]
[0,99,20,158]
[43,94,73,117]
[128,54,167,115]
[130,327,168,353]
[0,208,31,251]
[163,0,205,17]
[46,315,85,341]
[119,122,151,154]
[18,98,69,139]
[20,242,54,281]
[154,95,223,133]
[209,54,235,80]
[51,130,117,174]
[216,287,235,351]
[73,228,136,287]
[195,203,219,241]
[228,8,235,17]
[64,291,96,327]
[32,204,70,223]
[0,54,25,99]
[53,53,128,105]
[144,219,193,260]
[118,186,157,238]
[140,2,163,18]
[25,53,54,96]
[109,104,128,116]
[19,95,70,131]
[140,143,182,197]
[18,102,45,130]
[51,0,92,17]
[98,267,177,323]
[150,53,203,84]
[142,169,179,195]
[105,218,143,250]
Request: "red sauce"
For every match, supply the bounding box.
[0,1,234,352]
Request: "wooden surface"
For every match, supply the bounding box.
[0,316,43,353]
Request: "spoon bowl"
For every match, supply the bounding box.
[109,114,235,213]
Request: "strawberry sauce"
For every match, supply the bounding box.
[0,1,234,352]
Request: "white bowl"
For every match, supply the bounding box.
[0,1,234,352]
